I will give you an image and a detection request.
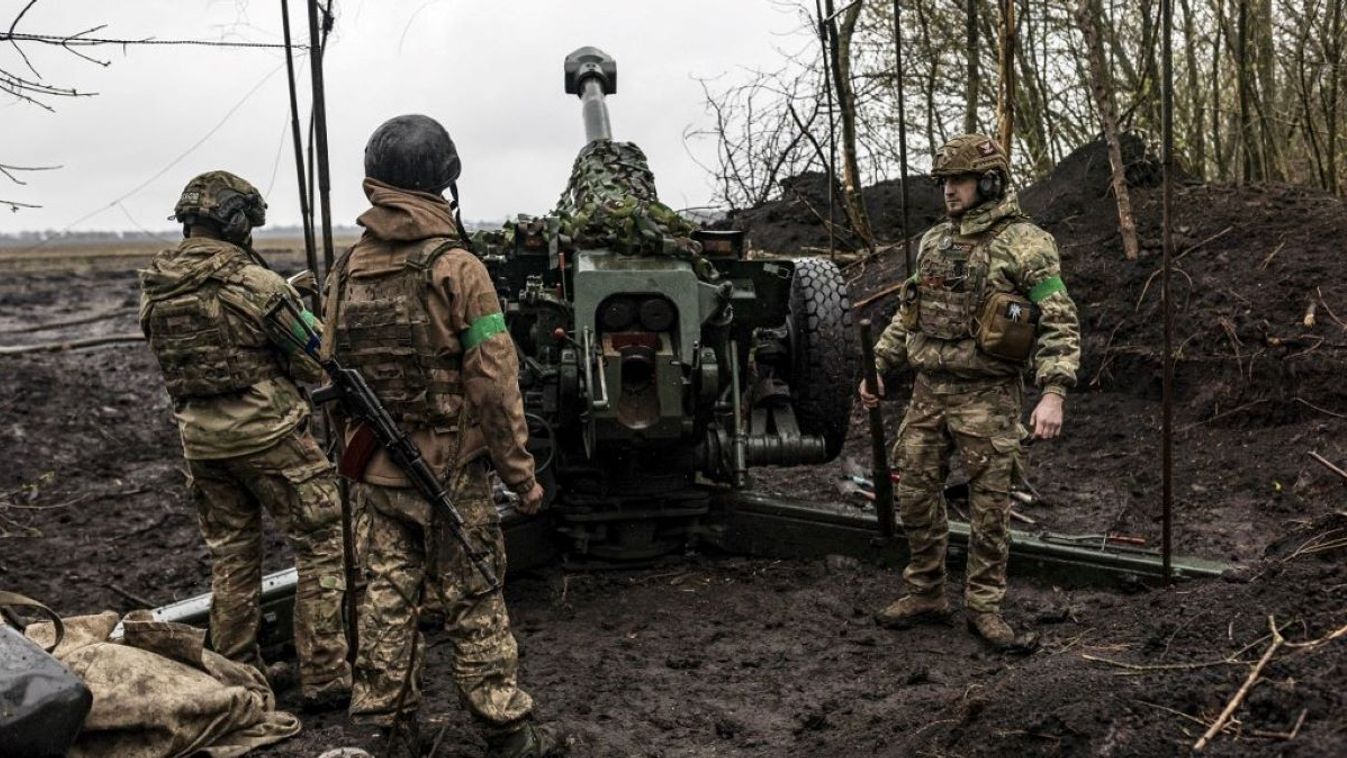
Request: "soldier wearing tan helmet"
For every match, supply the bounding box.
[138,171,351,707]
[858,135,1081,649]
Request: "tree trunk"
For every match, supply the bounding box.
[1213,0,1229,180]
[825,0,874,246]
[1179,0,1204,178]
[1237,0,1257,182]
[997,0,1017,161]
[1326,0,1345,194]
[1076,0,1141,260]
[965,0,979,134]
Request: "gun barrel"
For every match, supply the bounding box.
[564,46,617,144]
[580,78,612,143]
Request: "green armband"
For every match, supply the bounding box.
[461,312,507,350]
[279,307,321,355]
[1029,276,1066,303]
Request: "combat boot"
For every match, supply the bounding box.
[966,611,1016,649]
[485,720,564,758]
[874,592,951,629]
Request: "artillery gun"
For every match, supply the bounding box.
[474,46,858,560]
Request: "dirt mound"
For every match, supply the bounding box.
[719,171,945,253]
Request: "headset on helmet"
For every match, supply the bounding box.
[172,171,266,245]
[977,170,1004,202]
[932,133,1009,203]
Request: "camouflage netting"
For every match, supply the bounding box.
[552,140,715,279]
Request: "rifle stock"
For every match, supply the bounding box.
[337,422,379,481]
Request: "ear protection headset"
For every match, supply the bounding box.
[213,188,267,244]
[977,170,1005,202]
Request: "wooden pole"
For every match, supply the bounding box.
[305,0,357,657]
[1161,0,1176,583]
[306,0,335,275]
[281,0,320,313]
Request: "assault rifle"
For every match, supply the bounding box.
[264,293,500,591]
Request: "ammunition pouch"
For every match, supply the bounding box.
[975,291,1038,362]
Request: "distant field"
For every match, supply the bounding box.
[0,237,358,274]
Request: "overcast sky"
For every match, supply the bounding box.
[1,0,814,234]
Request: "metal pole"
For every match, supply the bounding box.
[280,0,319,313]
[893,0,912,277]
[859,320,896,540]
[816,0,838,259]
[306,0,335,275]
[1161,0,1175,582]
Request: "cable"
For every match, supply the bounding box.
[3,32,308,50]
[262,112,291,197]
[17,62,286,253]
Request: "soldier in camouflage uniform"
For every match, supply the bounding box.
[859,135,1080,648]
[138,171,351,707]
[321,115,559,758]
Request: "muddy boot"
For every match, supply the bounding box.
[485,721,564,758]
[966,611,1016,649]
[301,679,352,713]
[874,592,951,629]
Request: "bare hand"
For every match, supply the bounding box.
[517,482,545,515]
[858,376,885,410]
[1030,393,1065,439]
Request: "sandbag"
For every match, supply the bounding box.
[0,590,94,758]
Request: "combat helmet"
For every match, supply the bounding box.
[364,114,461,194]
[931,133,1010,200]
[172,171,267,244]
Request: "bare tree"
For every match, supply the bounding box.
[1076,0,1141,260]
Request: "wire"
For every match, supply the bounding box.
[2,32,308,50]
[262,112,290,197]
[18,62,286,253]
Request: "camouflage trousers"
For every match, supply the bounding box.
[894,373,1024,613]
[349,461,533,730]
[186,427,351,698]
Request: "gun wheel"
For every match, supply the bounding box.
[787,256,858,460]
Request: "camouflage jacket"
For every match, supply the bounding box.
[138,237,323,459]
[873,191,1080,394]
[322,179,536,495]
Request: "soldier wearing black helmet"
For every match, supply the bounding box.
[321,115,558,757]
[138,171,352,709]
[859,135,1081,649]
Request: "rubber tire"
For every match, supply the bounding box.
[787,257,857,461]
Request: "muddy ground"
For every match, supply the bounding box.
[2,146,1346,757]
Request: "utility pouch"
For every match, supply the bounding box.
[0,591,93,758]
[976,291,1038,362]
[898,278,919,330]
